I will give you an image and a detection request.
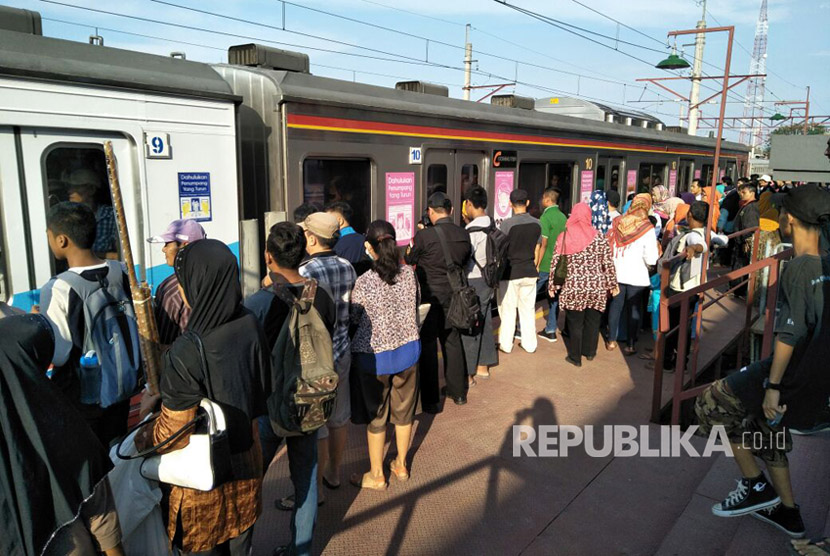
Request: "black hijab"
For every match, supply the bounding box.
[0,315,112,556]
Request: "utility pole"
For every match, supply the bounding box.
[688,0,706,136]
[803,86,811,135]
[463,24,472,101]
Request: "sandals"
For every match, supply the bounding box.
[350,472,387,491]
[605,341,618,351]
[390,460,409,482]
[622,346,638,356]
[276,493,325,511]
[790,538,830,556]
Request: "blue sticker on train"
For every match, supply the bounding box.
[178,172,212,222]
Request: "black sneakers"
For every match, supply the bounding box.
[752,503,806,538]
[538,330,558,343]
[711,475,780,517]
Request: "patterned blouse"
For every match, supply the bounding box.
[548,234,618,312]
[350,265,420,355]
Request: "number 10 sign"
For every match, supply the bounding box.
[145,133,172,159]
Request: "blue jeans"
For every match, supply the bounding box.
[607,283,646,347]
[536,272,559,334]
[258,416,318,556]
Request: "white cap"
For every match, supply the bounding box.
[760,174,772,182]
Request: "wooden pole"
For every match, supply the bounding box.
[104,141,161,395]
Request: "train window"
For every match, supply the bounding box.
[427,164,448,197]
[519,162,546,217]
[638,163,666,194]
[548,163,573,214]
[596,165,605,191]
[700,164,714,187]
[43,145,118,268]
[610,165,620,192]
[303,158,371,233]
[460,164,479,200]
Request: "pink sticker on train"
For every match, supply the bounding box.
[494,171,514,224]
[580,170,594,203]
[627,170,637,195]
[668,169,678,196]
[385,172,415,246]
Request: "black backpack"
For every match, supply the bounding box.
[466,222,509,288]
[434,225,482,330]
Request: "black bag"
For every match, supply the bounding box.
[466,222,510,288]
[552,229,569,286]
[434,225,482,330]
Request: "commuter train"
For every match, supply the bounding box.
[0,6,749,310]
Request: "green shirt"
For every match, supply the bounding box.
[539,205,567,273]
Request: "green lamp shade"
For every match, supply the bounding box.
[769,113,786,121]
[656,54,691,70]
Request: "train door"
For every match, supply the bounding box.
[597,157,622,193]
[10,129,139,310]
[549,162,575,214]
[422,149,486,225]
[678,158,694,193]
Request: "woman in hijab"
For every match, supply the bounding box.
[606,194,658,355]
[662,203,692,249]
[136,239,269,555]
[680,192,696,206]
[549,203,618,367]
[0,314,124,556]
[589,190,612,234]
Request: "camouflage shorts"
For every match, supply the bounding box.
[695,378,792,467]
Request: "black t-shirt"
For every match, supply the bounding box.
[499,212,541,280]
[404,218,472,305]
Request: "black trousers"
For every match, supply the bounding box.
[564,308,602,364]
[663,289,698,371]
[178,525,253,556]
[420,302,467,404]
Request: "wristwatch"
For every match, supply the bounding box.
[763,378,781,391]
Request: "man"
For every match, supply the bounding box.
[689,178,703,201]
[497,189,541,354]
[733,181,760,267]
[758,174,772,193]
[67,169,119,259]
[326,201,370,275]
[607,190,622,221]
[461,186,498,382]
[40,202,135,445]
[695,184,830,539]
[146,219,206,345]
[245,222,336,556]
[535,187,567,342]
[406,192,472,409]
[298,212,356,493]
[293,202,321,224]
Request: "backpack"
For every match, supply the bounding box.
[466,222,509,288]
[60,261,140,408]
[434,225,482,330]
[659,229,703,292]
[267,279,339,437]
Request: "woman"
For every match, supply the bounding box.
[651,185,670,219]
[589,190,612,234]
[663,203,691,246]
[137,239,269,555]
[606,194,659,355]
[349,221,421,490]
[549,203,618,367]
[0,314,124,556]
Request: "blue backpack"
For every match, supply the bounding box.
[60,261,140,407]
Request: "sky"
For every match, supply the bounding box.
[6,0,830,143]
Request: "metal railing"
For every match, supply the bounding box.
[650,226,794,425]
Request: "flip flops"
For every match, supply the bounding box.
[350,472,387,491]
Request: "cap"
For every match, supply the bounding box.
[299,212,340,239]
[781,184,830,226]
[509,189,529,204]
[760,174,772,182]
[147,219,207,244]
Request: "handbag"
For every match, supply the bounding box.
[434,225,481,330]
[116,332,232,491]
[552,229,569,286]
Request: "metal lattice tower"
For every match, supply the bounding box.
[739,0,768,148]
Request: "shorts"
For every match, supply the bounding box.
[695,366,792,468]
[350,365,418,434]
[318,352,352,440]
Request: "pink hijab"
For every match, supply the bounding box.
[556,203,598,256]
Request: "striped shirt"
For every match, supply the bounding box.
[300,252,356,361]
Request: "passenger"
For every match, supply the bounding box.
[680,191,696,206]
[589,190,612,235]
[0,314,125,556]
[299,212,356,493]
[497,189,541,354]
[607,190,622,221]
[146,218,207,346]
[0,300,23,318]
[548,202,618,367]
[66,169,119,259]
[326,201,371,275]
[349,220,420,490]
[244,222,335,553]
[134,239,268,556]
[405,192,472,410]
[731,181,760,297]
[650,185,670,224]
[696,184,830,541]
[461,186,498,381]
[293,202,322,224]
[536,187,567,343]
[606,194,659,355]
[662,203,691,249]
[689,178,703,201]
[40,202,137,445]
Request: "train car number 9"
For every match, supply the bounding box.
[145,133,172,159]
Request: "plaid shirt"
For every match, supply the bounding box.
[300,252,356,361]
[93,205,119,254]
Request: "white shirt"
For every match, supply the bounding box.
[612,232,659,287]
[609,210,621,221]
[466,215,492,279]
[670,228,709,291]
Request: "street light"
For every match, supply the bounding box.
[769,113,787,121]
[656,50,691,71]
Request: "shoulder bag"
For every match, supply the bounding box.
[552,229,569,286]
[434,225,481,330]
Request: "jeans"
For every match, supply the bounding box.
[536,272,559,334]
[460,277,498,375]
[607,283,647,347]
[497,277,538,353]
[258,416,318,556]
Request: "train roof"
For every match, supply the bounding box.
[217,63,749,154]
[0,28,239,103]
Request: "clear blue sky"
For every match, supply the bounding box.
[8,0,830,142]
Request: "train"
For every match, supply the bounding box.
[0,6,749,310]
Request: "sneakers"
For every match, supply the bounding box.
[538,330,558,343]
[711,476,780,517]
[752,503,806,538]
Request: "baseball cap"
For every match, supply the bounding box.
[781,184,830,225]
[147,219,207,244]
[760,174,772,182]
[509,189,529,204]
[299,212,340,239]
